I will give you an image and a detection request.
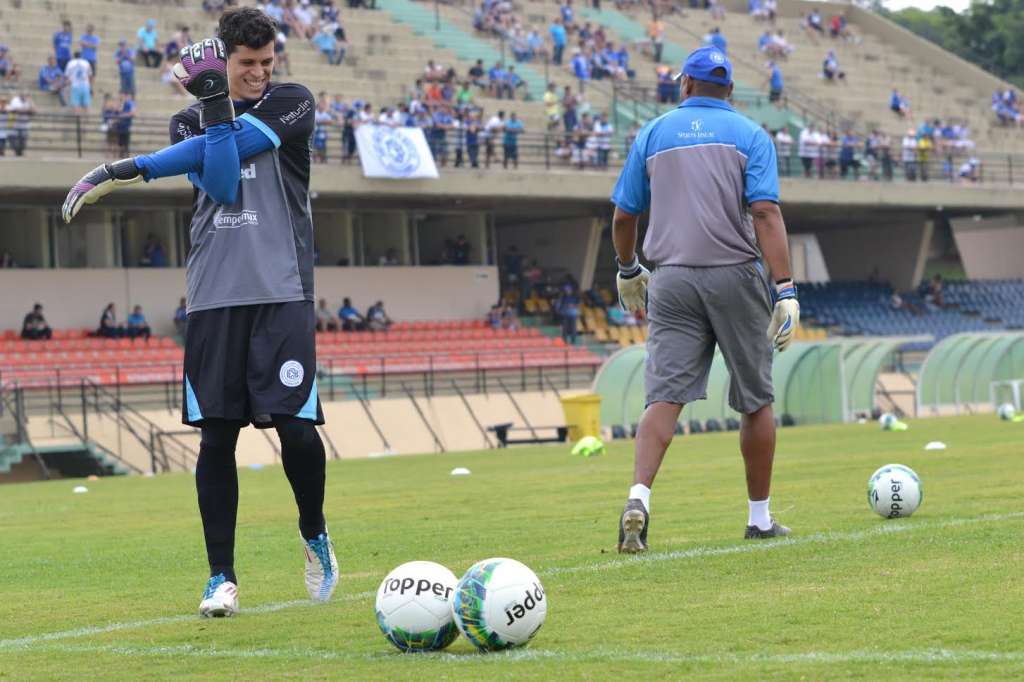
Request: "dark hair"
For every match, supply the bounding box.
[217,7,278,55]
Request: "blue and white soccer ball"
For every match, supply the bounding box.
[868,464,922,518]
[878,413,898,430]
[451,557,547,651]
[375,561,459,652]
[997,402,1016,421]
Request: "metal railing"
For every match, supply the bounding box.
[6,109,1021,184]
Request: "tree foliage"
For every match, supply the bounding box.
[884,0,1024,87]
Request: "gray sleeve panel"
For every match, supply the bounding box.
[641,144,761,267]
[185,149,307,313]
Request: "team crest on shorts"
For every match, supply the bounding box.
[279,360,304,388]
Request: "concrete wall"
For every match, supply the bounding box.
[950,215,1024,279]
[0,266,499,335]
[496,218,595,283]
[816,221,931,292]
[789,233,830,282]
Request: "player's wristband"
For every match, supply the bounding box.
[199,95,235,129]
[616,255,641,277]
[775,278,797,300]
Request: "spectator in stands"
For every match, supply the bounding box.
[839,131,860,179]
[891,89,910,117]
[571,48,590,92]
[709,0,727,21]
[958,157,980,183]
[204,0,229,18]
[774,127,793,176]
[501,305,519,331]
[807,8,824,34]
[487,303,502,329]
[378,247,400,266]
[338,297,365,331]
[926,275,947,309]
[890,292,920,316]
[21,304,52,340]
[274,30,291,76]
[822,51,845,82]
[503,112,523,170]
[593,113,613,169]
[764,61,784,105]
[116,92,135,156]
[556,284,580,345]
[54,20,73,72]
[464,111,480,168]
[313,23,343,65]
[0,251,16,267]
[139,233,167,267]
[798,123,820,178]
[38,56,66,106]
[316,298,339,332]
[6,91,35,157]
[550,17,567,66]
[80,24,100,77]
[916,132,932,182]
[126,305,151,340]
[287,1,317,40]
[137,19,162,68]
[98,303,123,338]
[703,27,727,54]
[901,129,918,181]
[821,130,839,178]
[173,297,187,337]
[0,45,20,85]
[562,85,578,132]
[870,130,893,181]
[115,40,136,96]
[468,59,485,89]
[65,51,92,114]
[483,109,504,169]
[0,96,7,156]
[450,236,470,265]
[365,301,393,331]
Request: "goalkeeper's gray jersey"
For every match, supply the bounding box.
[170,83,317,314]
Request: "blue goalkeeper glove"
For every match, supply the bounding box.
[767,279,800,352]
[616,255,650,313]
[61,158,143,224]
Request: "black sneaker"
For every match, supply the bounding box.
[744,519,791,539]
[617,499,649,554]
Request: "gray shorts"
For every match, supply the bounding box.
[645,261,774,414]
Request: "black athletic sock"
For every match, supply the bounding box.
[196,420,242,585]
[275,417,327,541]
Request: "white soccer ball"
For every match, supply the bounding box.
[375,561,459,652]
[997,402,1016,421]
[868,464,922,518]
[451,557,547,651]
[878,413,897,430]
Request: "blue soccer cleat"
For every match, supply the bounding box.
[198,573,239,618]
[303,530,339,602]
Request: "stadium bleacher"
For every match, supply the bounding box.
[799,279,1023,349]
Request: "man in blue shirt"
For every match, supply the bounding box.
[704,27,728,53]
[766,61,783,103]
[610,46,798,552]
[38,55,66,106]
[117,92,136,156]
[80,24,100,76]
[126,305,152,340]
[549,18,567,65]
[489,61,509,99]
[571,48,590,90]
[502,112,524,169]
[116,40,136,95]
[53,20,73,71]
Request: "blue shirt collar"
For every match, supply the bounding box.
[679,96,735,112]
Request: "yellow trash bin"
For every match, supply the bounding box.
[560,393,602,442]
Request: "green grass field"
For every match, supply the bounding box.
[1,415,1022,680]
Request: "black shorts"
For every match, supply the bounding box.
[182,300,324,428]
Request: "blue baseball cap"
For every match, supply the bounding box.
[673,46,732,85]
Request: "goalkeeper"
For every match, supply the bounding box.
[62,8,337,617]
[609,47,800,554]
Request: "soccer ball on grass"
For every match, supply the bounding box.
[375,561,460,652]
[452,557,547,651]
[867,464,922,518]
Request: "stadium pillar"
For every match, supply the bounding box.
[579,218,604,291]
[950,214,1024,278]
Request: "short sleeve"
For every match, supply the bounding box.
[239,83,315,148]
[610,124,652,215]
[170,109,201,145]
[743,127,779,204]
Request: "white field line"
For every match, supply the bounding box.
[5,642,1024,666]
[2,511,1021,652]
[545,510,1024,575]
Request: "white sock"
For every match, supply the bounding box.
[748,498,771,531]
[629,484,651,513]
